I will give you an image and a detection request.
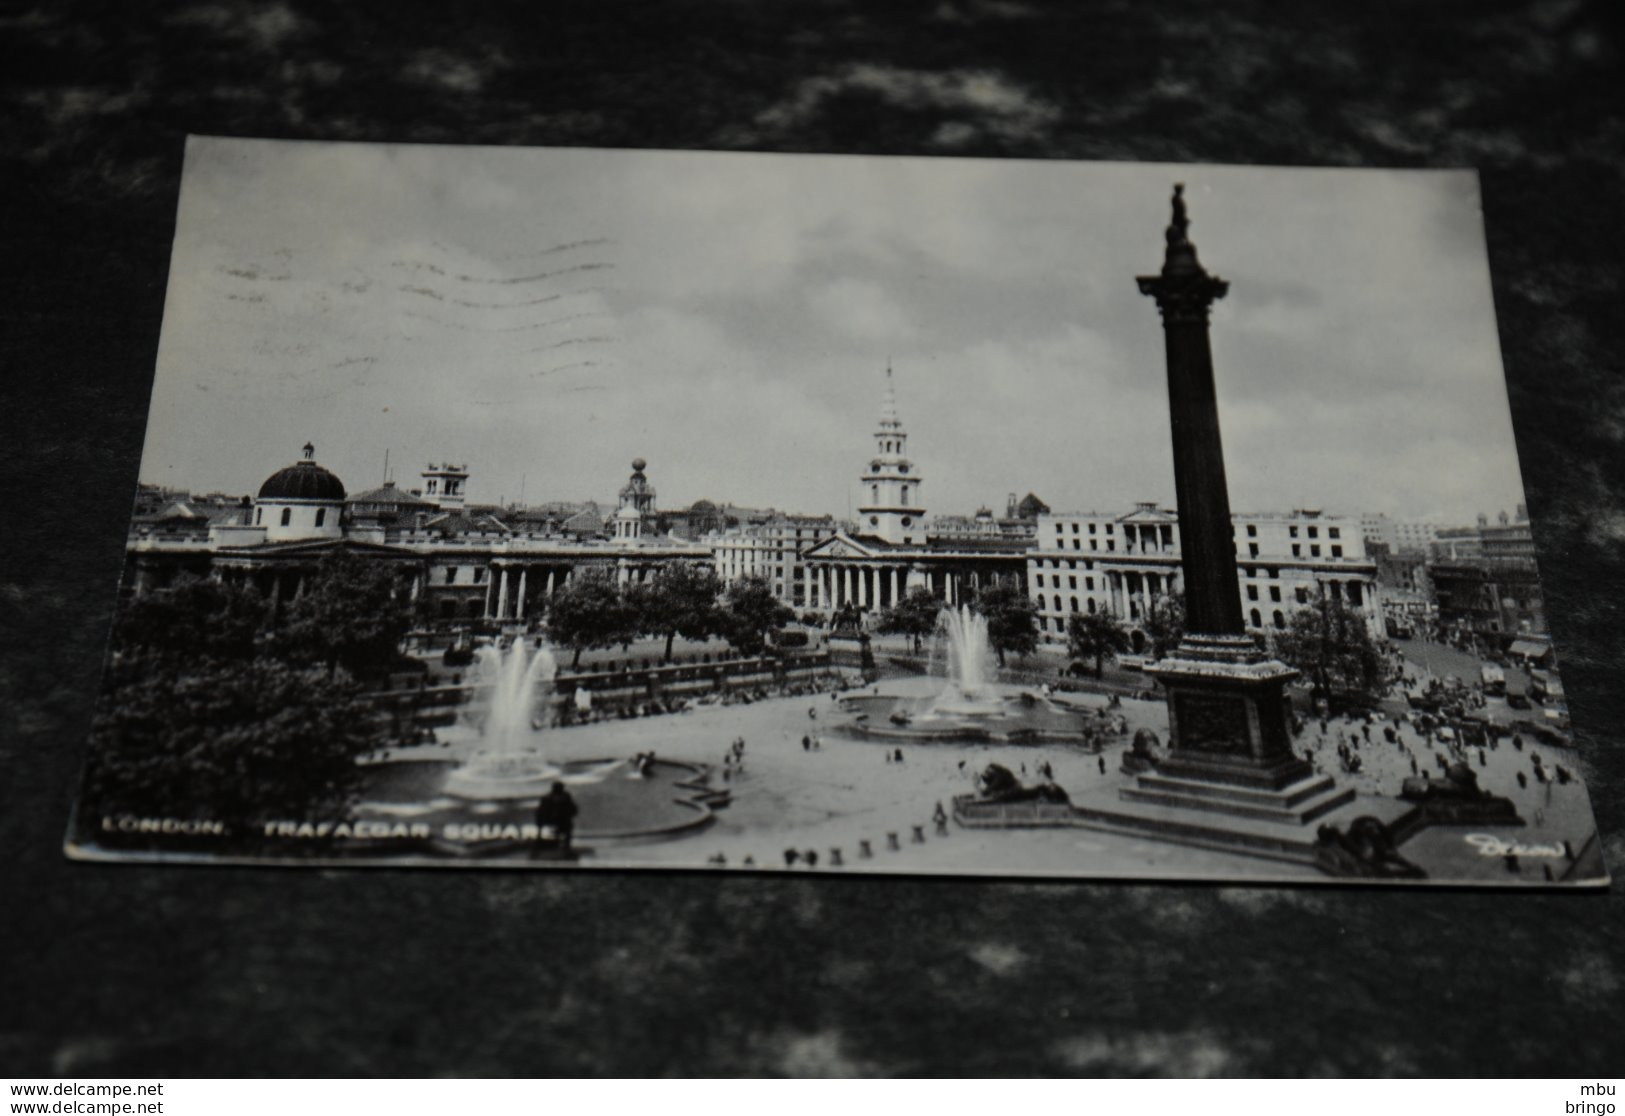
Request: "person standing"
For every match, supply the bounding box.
[535,781,580,852]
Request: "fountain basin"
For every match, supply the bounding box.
[346,755,727,855]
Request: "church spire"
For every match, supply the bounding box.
[858,362,924,545]
[879,359,901,429]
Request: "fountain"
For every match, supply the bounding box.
[344,638,730,856]
[442,641,578,800]
[837,605,1106,746]
[920,606,1005,719]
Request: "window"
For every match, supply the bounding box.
[1308,526,1318,539]
[1072,523,1079,533]
[445,567,457,584]
[1331,545,1343,558]
[1086,577,1094,590]
[872,485,879,503]
[901,486,909,503]
[279,508,291,527]
[1072,539,1080,550]
[1250,608,1262,627]
[1249,543,1259,558]
[1247,584,1259,600]
[1273,610,1285,629]
[1069,576,1077,589]
[1090,540,1098,551]
[474,568,486,584]
[1107,541,1115,552]
[1053,595,1062,612]
[1329,527,1341,539]
[254,508,262,525]
[1296,587,1310,604]
[1036,574,1044,588]
[1246,524,1257,537]
[315,508,326,528]
[1070,596,1079,612]
[1269,586,1281,602]
[1291,544,1301,557]
[1311,545,1321,558]
[1089,523,1096,534]
[1289,526,1298,538]
[1056,524,1064,535]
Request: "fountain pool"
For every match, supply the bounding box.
[838,606,1105,747]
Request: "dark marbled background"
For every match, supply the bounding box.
[3,0,1622,1077]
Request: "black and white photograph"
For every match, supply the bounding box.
[65,137,1606,887]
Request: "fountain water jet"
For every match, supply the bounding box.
[919,606,1005,719]
[442,641,582,799]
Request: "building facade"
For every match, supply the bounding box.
[1026,505,1381,648]
[122,446,714,627]
[708,514,838,608]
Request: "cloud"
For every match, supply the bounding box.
[806,278,916,343]
[756,64,1060,145]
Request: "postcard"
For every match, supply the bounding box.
[66,137,1607,886]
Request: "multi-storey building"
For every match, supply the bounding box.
[122,446,714,626]
[708,513,838,608]
[1360,513,1441,555]
[1026,505,1381,648]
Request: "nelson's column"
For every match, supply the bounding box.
[1119,185,1356,835]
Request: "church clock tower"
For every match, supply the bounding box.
[856,364,925,545]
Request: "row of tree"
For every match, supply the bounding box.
[545,564,793,667]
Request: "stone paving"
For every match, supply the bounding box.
[528,675,1322,880]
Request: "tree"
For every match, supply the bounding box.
[85,571,393,832]
[1067,610,1130,679]
[718,576,794,657]
[975,583,1039,667]
[1274,597,1387,709]
[877,586,941,653]
[115,575,267,663]
[84,656,384,828]
[545,570,630,669]
[639,563,722,662]
[276,552,414,680]
[1142,591,1186,660]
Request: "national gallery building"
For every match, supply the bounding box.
[123,447,715,624]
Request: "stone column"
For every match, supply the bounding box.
[1138,184,1244,637]
[891,567,900,605]
[545,568,555,598]
[516,568,528,619]
[496,568,509,619]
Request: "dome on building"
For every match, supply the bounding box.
[257,443,346,501]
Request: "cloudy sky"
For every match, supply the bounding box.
[140,137,1525,523]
